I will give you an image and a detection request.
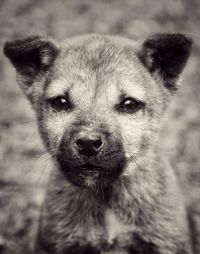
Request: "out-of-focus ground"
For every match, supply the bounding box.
[0,0,200,253]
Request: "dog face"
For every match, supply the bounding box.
[4,34,192,190]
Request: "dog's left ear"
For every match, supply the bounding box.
[138,34,192,90]
[4,36,59,77]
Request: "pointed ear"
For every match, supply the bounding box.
[4,36,59,77]
[138,34,192,90]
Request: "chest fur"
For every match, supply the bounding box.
[104,209,135,246]
[78,208,135,253]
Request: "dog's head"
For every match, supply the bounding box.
[4,34,192,190]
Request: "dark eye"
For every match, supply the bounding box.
[48,96,73,111]
[116,97,144,114]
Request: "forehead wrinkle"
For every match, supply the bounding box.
[92,61,119,102]
[82,41,126,100]
[70,71,97,108]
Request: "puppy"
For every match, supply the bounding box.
[4,33,192,254]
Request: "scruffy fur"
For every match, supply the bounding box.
[4,34,192,254]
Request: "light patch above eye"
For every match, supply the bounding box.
[45,79,72,99]
[119,85,146,102]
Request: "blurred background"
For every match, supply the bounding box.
[0,0,200,253]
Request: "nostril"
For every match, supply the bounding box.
[76,138,85,149]
[93,139,103,150]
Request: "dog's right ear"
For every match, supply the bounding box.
[4,36,59,77]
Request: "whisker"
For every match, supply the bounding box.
[8,119,37,127]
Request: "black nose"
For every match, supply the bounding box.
[75,133,104,157]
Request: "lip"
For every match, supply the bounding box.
[73,163,102,178]
[76,163,102,172]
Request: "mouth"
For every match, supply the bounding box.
[57,156,126,189]
[75,163,101,177]
[76,163,101,171]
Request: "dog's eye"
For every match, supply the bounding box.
[48,96,73,111]
[117,98,144,114]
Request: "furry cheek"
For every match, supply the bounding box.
[117,116,148,155]
[42,113,74,154]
